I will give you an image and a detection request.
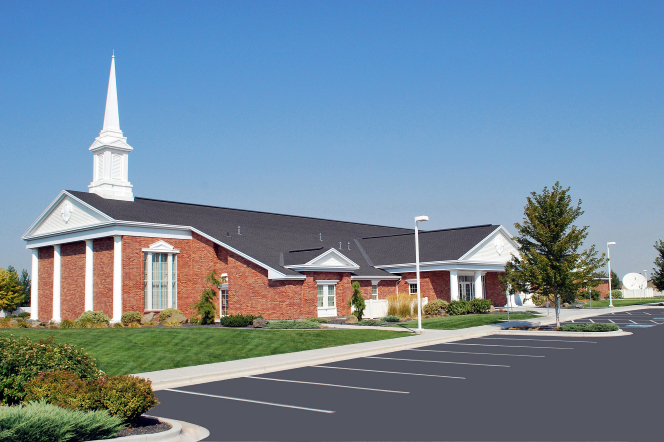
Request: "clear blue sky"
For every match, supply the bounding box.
[1,1,662,279]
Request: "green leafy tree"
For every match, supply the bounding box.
[610,270,621,290]
[192,270,225,325]
[347,281,366,320]
[500,183,607,327]
[653,239,664,291]
[0,267,26,313]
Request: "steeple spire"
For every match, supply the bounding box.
[102,53,120,132]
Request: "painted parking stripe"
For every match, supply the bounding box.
[589,319,595,323]
[439,343,573,350]
[314,365,465,379]
[629,320,637,324]
[365,356,509,368]
[409,349,545,358]
[247,376,409,394]
[164,389,335,414]
[608,320,616,324]
[479,338,596,344]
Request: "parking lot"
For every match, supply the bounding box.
[153,307,664,441]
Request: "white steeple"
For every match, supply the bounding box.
[88,53,134,202]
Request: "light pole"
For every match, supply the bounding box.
[414,215,429,333]
[607,242,616,307]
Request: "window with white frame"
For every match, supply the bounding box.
[143,252,177,310]
[371,283,378,300]
[317,284,336,308]
[481,275,486,298]
[220,289,228,316]
[409,283,418,295]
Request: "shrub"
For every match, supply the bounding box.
[99,375,159,423]
[347,282,366,320]
[75,311,110,328]
[422,299,448,316]
[0,336,101,405]
[468,298,492,314]
[308,317,330,323]
[59,319,75,329]
[559,323,619,332]
[220,314,262,327]
[15,320,30,329]
[532,294,551,306]
[358,319,386,326]
[158,308,183,323]
[611,290,623,299]
[264,320,320,329]
[191,271,222,325]
[143,321,157,327]
[446,300,468,316]
[0,318,10,329]
[588,289,601,301]
[387,293,416,318]
[383,315,400,322]
[17,312,30,319]
[162,319,182,327]
[121,311,141,325]
[94,322,108,329]
[112,322,124,329]
[0,400,123,442]
[127,322,141,328]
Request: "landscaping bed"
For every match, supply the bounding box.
[391,312,540,330]
[113,416,171,438]
[504,323,620,332]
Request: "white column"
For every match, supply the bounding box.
[474,271,483,299]
[112,236,122,322]
[52,245,61,322]
[147,252,153,310]
[85,240,94,311]
[30,249,39,321]
[450,270,459,301]
[167,253,173,308]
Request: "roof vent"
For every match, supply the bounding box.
[320,233,322,241]
[339,242,342,250]
[238,226,241,235]
[348,242,351,250]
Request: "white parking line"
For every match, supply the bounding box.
[164,389,335,414]
[480,338,596,344]
[365,356,509,368]
[589,319,595,323]
[409,349,545,358]
[439,343,573,350]
[247,376,409,394]
[629,320,637,324]
[314,365,465,379]
[609,320,616,324]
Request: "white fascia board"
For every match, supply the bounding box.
[379,261,507,274]
[350,275,401,281]
[22,190,114,239]
[303,248,360,268]
[458,225,520,261]
[284,265,360,272]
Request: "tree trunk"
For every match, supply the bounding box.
[555,294,560,328]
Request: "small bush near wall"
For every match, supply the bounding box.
[157,308,183,323]
[0,336,100,405]
[589,289,601,301]
[611,290,623,299]
[17,312,30,319]
[383,315,400,322]
[468,299,492,314]
[75,311,110,328]
[0,400,123,442]
[121,311,141,325]
[559,323,619,332]
[423,299,449,316]
[264,320,320,329]
[220,314,262,327]
[60,319,75,329]
[358,319,386,326]
[308,317,330,323]
[446,300,469,316]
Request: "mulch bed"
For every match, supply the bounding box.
[505,325,558,331]
[114,416,172,438]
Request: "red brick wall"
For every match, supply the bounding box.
[93,237,114,318]
[60,241,86,321]
[38,247,54,322]
[484,272,506,307]
[396,271,451,301]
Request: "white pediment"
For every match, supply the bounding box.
[24,192,112,238]
[142,240,179,253]
[285,248,360,272]
[460,227,520,264]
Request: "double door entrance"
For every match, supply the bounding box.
[459,275,475,301]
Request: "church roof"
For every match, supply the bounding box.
[65,191,500,278]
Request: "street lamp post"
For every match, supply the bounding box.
[414,215,429,333]
[607,242,616,307]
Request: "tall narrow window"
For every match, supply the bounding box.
[111,154,123,180]
[372,284,378,300]
[317,284,336,308]
[220,289,228,316]
[317,285,324,307]
[143,252,177,310]
[97,154,104,180]
[481,275,486,298]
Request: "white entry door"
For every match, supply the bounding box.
[459,276,475,301]
[317,284,337,317]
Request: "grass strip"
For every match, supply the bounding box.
[0,328,406,376]
[391,312,539,330]
[576,298,664,308]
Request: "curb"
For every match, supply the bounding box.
[89,416,210,442]
[497,329,632,337]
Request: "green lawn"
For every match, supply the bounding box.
[390,312,540,330]
[578,297,664,308]
[0,328,407,376]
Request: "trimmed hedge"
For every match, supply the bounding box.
[423,299,448,316]
[0,400,123,442]
[559,323,619,332]
[75,311,110,328]
[446,300,468,316]
[0,336,100,405]
[382,315,400,322]
[220,314,262,327]
[121,311,141,325]
[264,320,320,329]
[468,298,492,314]
[358,319,386,326]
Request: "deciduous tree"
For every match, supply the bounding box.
[500,183,607,327]
[653,240,664,291]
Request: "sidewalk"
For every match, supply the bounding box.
[136,304,652,390]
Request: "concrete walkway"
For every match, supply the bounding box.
[135,304,653,390]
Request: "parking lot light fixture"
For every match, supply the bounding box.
[607,242,616,307]
[414,215,429,333]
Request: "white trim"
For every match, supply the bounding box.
[112,235,122,322]
[85,239,93,311]
[458,225,520,261]
[52,244,61,322]
[406,279,417,284]
[25,225,192,249]
[349,275,401,281]
[147,252,153,310]
[30,250,39,321]
[316,280,340,285]
[285,248,360,272]
[142,240,181,254]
